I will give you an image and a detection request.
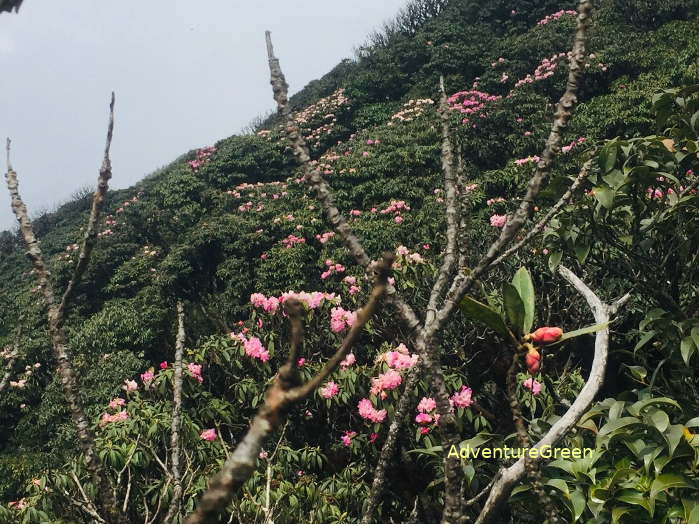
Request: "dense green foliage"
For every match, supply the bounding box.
[2,0,699,522]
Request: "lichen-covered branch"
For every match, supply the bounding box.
[4,95,125,524]
[164,300,186,523]
[184,255,392,523]
[473,266,630,523]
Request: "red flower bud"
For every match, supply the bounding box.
[525,348,541,375]
[529,327,563,344]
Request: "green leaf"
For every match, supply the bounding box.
[665,424,685,456]
[599,143,618,173]
[627,366,647,381]
[681,336,696,365]
[650,473,689,500]
[545,478,569,495]
[512,267,535,334]
[594,186,616,208]
[571,489,586,521]
[616,489,654,516]
[612,506,633,523]
[648,409,670,433]
[628,397,681,417]
[503,283,525,335]
[551,322,611,344]
[598,417,641,437]
[634,331,656,353]
[548,250,563,272]
[685,417,699,428]
[459,296,509,337]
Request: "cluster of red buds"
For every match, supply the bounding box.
[522,327,563,374]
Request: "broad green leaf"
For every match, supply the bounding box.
[599,143,618,173]
[512,267,535,334]
[617,489,654,516]
[549,322,611,345]
[545,478,570,495]
[571,489,586,521]
[648,409,670,433]
[503,283,525,335]
[681,336,696,365]
[459,296,509,337]
[634,331,656,353]
[665,424,685,456]
[548,250,563,272]
[611,506,632,524]
[599,417,641,437]
[594,186,616,208]
[685,417,699,428]
[650,473,689,500]
[627,366,647,381]
[628,397,681,417]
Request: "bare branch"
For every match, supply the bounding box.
[426,75,460,325]
[185,255,392,523]
[164,300,187,523]
[4,95,125,524]
[490,157,593,268]
[473,266,629,523]
[434,0,594,332]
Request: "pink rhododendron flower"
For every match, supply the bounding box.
[319,381,340,399]
[159,361,168,370]
[370,369,403,396]
[108,398,125,410]
[330,307,356,333]
[358,398,387,423]
[417,397,437,413]
[188,363,204,383]
[522,378,542,395]
[297,358,306,367]
[200,429,217,441]
[397,245,410,256]
[490,214,507,228]
[243,336,270,362]
[123,380,137,392]
[341,431,356,447]
[394,215,404,224]
[340,353,356,369]
[415,413,433,425]
[385,351,418,370]
[140,369,154,386]
[450,386,473,408]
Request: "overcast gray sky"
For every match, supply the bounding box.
[0,0,406,231]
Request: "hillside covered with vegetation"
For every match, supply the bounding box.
[2,0,699,522]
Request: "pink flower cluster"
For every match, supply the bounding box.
[100,410,129,426]
[200,428,217,441]
[341,430,356,446]
[382,345,419,370]
[515,155,541,166]
[486,197,506,206]
[380,200,411,224]
[340,352,356,369]
[319,381,340,399]
[315,231,335,244]
[395,245,425,265]
[230,332,270,362]
[537,10,577,26]
[330,307,356,333]
[370,369,403,397]
[522,378,542,395]
[447,90,502,125]
[490,214,507,228]
[281,234,306,248]
[561,136,587,153]
[390,98,435,123]
[450,386,473,408]
[321,259,346,280]
[140,369,154,387]
[188,363,204,383]
[290,88,349,147]
[358,398,387,423]
[188,145,217,171]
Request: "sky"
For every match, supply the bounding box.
[0,0,406,231]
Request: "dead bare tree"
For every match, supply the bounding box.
[4,93,127,524]
[0,0,23,14]
[184,255,392,523]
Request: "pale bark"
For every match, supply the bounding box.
[474,266,630,523]
[164,300,187,522]
[4,94,126,524]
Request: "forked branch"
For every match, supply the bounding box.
[184,255,392,523]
